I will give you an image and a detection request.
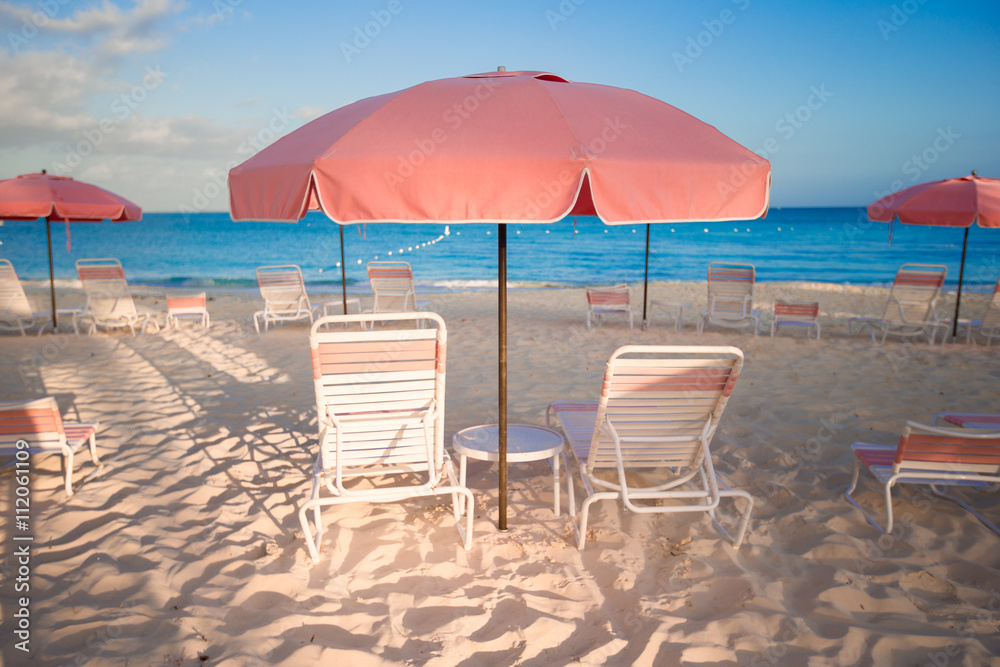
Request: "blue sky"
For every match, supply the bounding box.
[0,0,998,212]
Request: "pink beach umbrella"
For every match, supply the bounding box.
[0,171,142,330]
[228,69,771,529]
[868,171,1000,337]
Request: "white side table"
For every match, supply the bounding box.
[452,423,567,516]
[322,297,362,317]
[647,300,691,331]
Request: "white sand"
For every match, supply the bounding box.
[1,281,999,665]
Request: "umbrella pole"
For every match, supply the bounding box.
[339,225,348,314]
[952,226,969,338]
[642,223,650,330]
[498,224,508,531]
[46,218,58,330]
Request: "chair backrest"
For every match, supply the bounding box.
[367,261,417,313]
[587,345,743,475]
[895,422,1000,476]
[76,258,137,318]
[0,397,66,453]
[981,279,1000,329]
[310,311,447,476]
[167,293,207,317]
[0,259,33,319]
[586,284,631,309]
[774,300,819,323]
[707,262,755,319]
[256,265,310,312]
[880,263,947,324]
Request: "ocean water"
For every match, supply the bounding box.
[1,208,998,294]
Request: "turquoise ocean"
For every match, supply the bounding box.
[1,208,998,294]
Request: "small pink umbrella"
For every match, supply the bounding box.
[0,171,142,329]
[868,171,1000,337]
[229,69,771,528]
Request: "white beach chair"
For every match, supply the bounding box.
[0,396,101,496]
[366,261,432,315]
[298,311,473,563]
[166,293,210,329]
[697,262,759,335]
[958,278,1000,345]
[770,299,820,340]
[0,259,51,336]
[845,421,1000,537]
[253,264,315,333]
[546,345,753,549]
[75,258,161,335]
[585,283,634,330]
[847,263,949,344]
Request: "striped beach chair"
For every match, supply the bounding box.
[770,299,820,340]
[298,311,473,562]
[845,421,1000,536]
[697,262,759,335]
[546,345,753,549]
[848,263,948,344]
[166,292,210,329]
[0,259,50,336]
[253,264,315,333]
[76,258,160,335]
[585,283,634,330]
[0,397,101,496]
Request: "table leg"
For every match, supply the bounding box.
[552,453,560,516]
[459,454,468,517]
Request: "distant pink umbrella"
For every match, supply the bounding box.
[868,171,1000,337]
[229,69,771,529]
[0,171,142,330]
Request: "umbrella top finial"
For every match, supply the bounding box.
[497,65,506,72]
[972,170,977,177]
[41,168,46,174]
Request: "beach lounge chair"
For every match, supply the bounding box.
[166,292,210,329]
[933,412,1000,430]
[253,264,315,333]
[845,421,1000,537]
[366,261,431,316]
[847,263,949,344]
[0,259,51,336]
[585,283,634,330]
[298,311,473,562]
[0,396,100,496]
[75,258,161,335]
[546,345,753,549]
[770,299,820,340]
[697,262,759,335]
[958,278,1000,345]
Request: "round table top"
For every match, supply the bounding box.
[452,423,564,462]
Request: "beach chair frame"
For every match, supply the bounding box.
[546,345,753,549]
[0,396,101,496]
[298,311,473,562]
[770,299,821,340]
[166,293,210,329]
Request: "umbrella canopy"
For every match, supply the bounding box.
[229,69,772,529]
[868,172,1000,335]
[0,171,142,329]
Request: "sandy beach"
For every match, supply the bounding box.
[2,280,999,666]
